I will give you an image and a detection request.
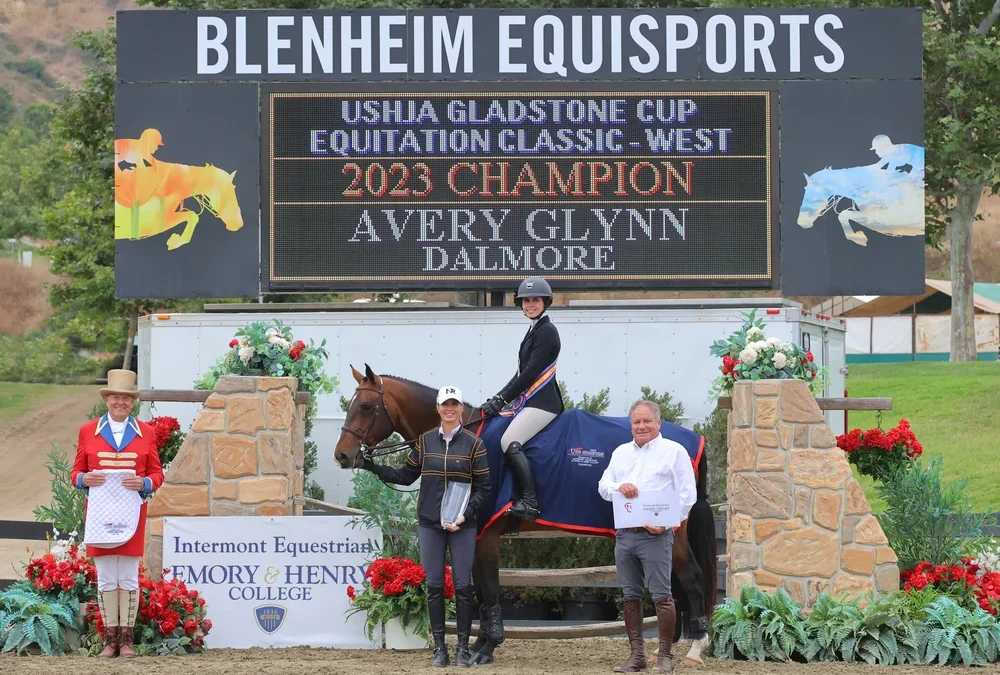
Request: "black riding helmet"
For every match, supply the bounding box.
[514,276,553,309]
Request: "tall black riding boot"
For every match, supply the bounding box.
[454,586,474,667]
[426,585,449,667]
[505,442,540,521]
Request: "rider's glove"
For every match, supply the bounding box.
[480,395,506,417]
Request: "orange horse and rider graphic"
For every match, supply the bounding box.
[114,128,244,250]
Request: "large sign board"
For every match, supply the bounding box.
[115,8,924,298]
[163,515,381,649]
[264,87,775,290]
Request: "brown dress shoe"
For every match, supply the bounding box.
[118,627,137,658]
[97,627,118,658]
[651,597,676,672]
[614,599,647,672]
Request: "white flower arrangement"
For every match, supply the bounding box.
[972,542,1000,576]
[709,309,828,399]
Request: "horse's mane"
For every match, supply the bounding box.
[381,374,439,405]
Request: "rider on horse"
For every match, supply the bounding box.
[479,276,563,522]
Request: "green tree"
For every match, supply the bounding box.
[43,27,176,367]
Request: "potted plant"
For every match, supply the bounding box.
[22,530,97,649]
[837,419,923,483]
[347,557,456,650]
[149,415,185,474]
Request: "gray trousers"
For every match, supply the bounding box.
[418,524,477,590]
[500,406,557,452]
[615,528,675,602]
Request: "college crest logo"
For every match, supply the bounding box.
[254,605,287,634]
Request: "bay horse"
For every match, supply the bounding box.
[334,364,717,665]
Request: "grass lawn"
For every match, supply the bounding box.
[0,382,79,425]
[845,361,1000,513]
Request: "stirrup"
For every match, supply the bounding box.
[506,500,539,521]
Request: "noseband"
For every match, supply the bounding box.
[340,382,398,461]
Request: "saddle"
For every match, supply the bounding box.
[83,470,143,548]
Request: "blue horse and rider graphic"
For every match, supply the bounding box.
[797,135,925,247]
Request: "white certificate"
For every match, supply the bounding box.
[612,489,681,529]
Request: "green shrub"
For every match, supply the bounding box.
[31,443,86,536]
[916,596,1000,666]
[0,332,101,384]
[693,406,728,506]
[637,386,684,423]
[876,456,995,570]
[0,585,77,655]
[710,585,808,661]
[559,380,610,414]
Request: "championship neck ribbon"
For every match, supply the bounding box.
[498,360,557,418]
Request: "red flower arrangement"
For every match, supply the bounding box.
[83,566,212,655]
[25,543,97,604]
[901,559,1000,615]
[837,419,923,483]
[149,415,186,465]
[346,557,455,641]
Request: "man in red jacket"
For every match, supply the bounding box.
[72,369,164,658]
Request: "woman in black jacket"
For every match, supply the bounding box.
[480,276,564,522]
[361,385,490,668]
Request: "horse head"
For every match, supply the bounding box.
[797,168,835,229]
[211,167,244,232]
[334,363,398,469]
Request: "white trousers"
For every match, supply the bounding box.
[93,555,140,592]
[500,407,558,452]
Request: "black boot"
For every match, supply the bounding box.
[505,443,540,521]
[427,585,449,667]
[455,586,474,667]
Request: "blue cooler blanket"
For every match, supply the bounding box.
[473,408,704,537]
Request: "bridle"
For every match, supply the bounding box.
[340,378,489,463]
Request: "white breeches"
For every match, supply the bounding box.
[94,555,140,592]
[500,407,558,452]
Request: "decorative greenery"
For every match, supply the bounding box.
[840,595,919,665]
[346,557,455,641]
[708,309,826,400]
[346,440,421,564]
[837,419,923,483]
[196,319,337,501]
[31,444,86,536]
[638,386,684,423]
[693,406,728,506]
[710,585,808,662]
[875,456,995,570]
[0,585,77,655]
[83,564,212,656]
[901,559,1000,615]
[801,593,861,662]
[916,597,1000,666]
[559,380,610,414]
[24,534,97,605]
[149,415,185,465]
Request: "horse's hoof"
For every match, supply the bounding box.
[470,652,494,665]
[684,656,704,666]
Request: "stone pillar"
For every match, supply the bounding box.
[144,376,304,579]
[725,380,899,608]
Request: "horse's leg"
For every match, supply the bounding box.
[166,207,201,250]
[671,523,710,666]
[838,209,868,246]
[469,523,504,665]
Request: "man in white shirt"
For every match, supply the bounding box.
[598,400,697,673]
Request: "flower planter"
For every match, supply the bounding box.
[383,617,427,650]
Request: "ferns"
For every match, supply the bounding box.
[710,585,807,661]
[712,587,1000,666]
[917,597,1000,666]
[0,586,78,656]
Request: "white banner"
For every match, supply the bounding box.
[163,516,382,649]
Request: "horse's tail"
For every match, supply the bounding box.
[689,436,718,622]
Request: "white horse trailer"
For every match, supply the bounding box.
[136,298,847,506]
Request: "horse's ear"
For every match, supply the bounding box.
[230,170,237,180]
[351,365,364,384]
[364,363,376,382]
[803,172,810,183]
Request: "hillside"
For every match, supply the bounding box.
[0,0,140,107]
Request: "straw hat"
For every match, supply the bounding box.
[100,369,140,398]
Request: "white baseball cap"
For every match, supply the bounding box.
[436,385,463,404]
